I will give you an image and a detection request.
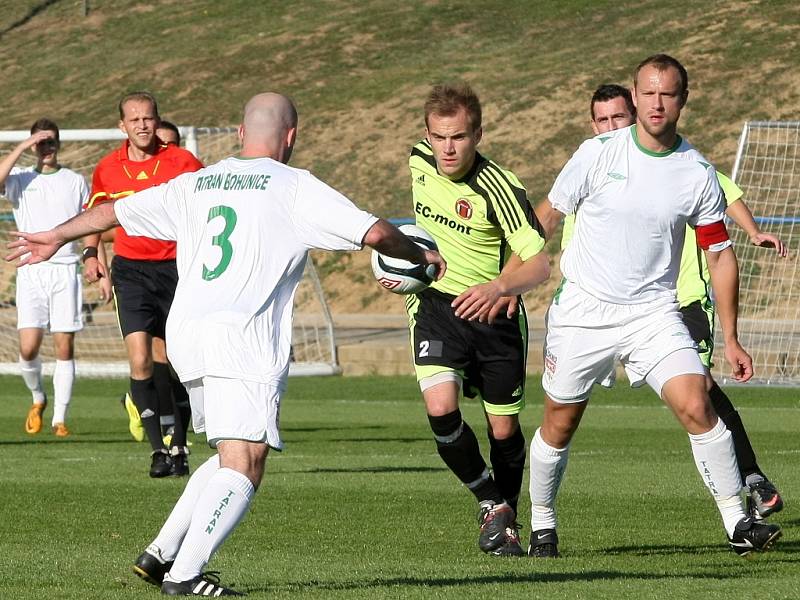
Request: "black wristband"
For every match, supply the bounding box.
[81,247,98,262]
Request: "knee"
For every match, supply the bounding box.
[19,348,38,362]
[486,415,519,440]
[673,394,717,433]
[128,354,153,379]
[540,400,583,448]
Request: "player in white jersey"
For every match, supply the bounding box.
[7,92,446,596]
[0,118,88,437]
[527,55,781,558]
[566,83,786,522]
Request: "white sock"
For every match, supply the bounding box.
[688,418,746,536]
[52,359,75,425]
[166,467,255,582]
[19,356,45,403]
[529,427,570,532]
[149,454,221,561]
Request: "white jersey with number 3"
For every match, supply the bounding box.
[114,156,377,385]
[549,125,725,305]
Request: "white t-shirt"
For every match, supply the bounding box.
[549,125,725,305]
[114,156,378,385]
[3,167,87,264]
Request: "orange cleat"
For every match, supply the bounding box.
[52,422,70,437]
[25,402,46,434]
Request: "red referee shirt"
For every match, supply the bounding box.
[86,139,203,261]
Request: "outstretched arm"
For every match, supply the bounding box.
[725,200,788,257]
[7,203,118,266]
[705,246,752,383]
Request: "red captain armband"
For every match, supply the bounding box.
[696,221,731,251]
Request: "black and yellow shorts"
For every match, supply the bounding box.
[406,288,528,416]
[679,298,715,368]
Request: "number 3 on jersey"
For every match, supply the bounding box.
[202,205,237,281]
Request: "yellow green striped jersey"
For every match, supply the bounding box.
[560,171,742,307]
[409,140,546,296]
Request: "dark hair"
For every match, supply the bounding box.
[424,82,482,130]
[590,84,635,119]
[633,54,688,96]
[118,91,160,119]
[157,120,180,145]
[30,117,60,141]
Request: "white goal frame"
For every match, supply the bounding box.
[0,127,340,377]
[713,121,800,385]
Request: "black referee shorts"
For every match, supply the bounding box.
[111,255,178,339]
[407,287,528,415]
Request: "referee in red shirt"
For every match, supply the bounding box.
[83,92,202,477]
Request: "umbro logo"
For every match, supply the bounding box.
[607,172,626,181]
[415,174,425,186]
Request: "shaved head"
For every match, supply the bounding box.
[239,93,298,163]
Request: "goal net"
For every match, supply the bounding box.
[0,127,340,377]
[713,121,800,385]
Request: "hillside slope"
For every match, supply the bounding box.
[1,0,798,313]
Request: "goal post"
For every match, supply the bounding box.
[0,127,340,377]
[713,121,800,385]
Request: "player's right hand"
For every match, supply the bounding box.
[6,230,59,266]
[423,249,446,281]
[24,130,56,150]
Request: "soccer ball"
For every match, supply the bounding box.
[371,224,438,295]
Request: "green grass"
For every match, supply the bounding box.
[0,374,797,599]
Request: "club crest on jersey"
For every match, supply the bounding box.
[455,198,472,220]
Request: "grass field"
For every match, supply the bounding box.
[0,374,797,599]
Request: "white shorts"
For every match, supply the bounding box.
[16,263,83,332]
[542,281,697,402]
[185,376,284,450]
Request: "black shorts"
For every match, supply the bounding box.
[112,255,178,339]
[407,288,528,414]
[679,299,715,367]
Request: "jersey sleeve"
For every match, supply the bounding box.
[291,172,378,251]
[113,177,184,241]
[716,171,744,207]
[688,164,726,228]
[548,138,602,216]
[1,168,23,205]
[476,164,545,261]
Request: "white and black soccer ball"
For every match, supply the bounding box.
[371,224,438,295]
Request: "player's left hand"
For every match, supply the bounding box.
[751,232,788,257]
[6,230,60,266]
[724,340,753,383]
[452,281,503,321]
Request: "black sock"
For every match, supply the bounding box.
[489,426,526,515]
[130,377,166,452]
[169,371,191,449]
[708,382,763,483]
[152,362,174,436]
[428,410,502,504]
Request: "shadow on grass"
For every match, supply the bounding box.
[290,465,446,474]
[243,567,772,593]
[602,540,799,557]
[283,425,387,433]
[0,437,142,446]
